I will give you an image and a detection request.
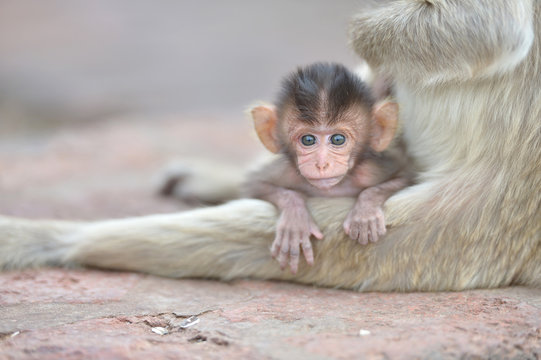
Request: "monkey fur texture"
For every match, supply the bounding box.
[1,0,540,291]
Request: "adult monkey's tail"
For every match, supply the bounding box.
[0,216,79,270]
[0,198,383,290]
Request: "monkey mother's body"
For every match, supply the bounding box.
[1,0,540,291]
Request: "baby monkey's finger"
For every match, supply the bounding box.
[301,236,314,266]
[369,221,379,243]
[271,232,283,258]
[288,236,301,274]
[277,233,290,270]
[310,223,324,240]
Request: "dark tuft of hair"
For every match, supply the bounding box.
[276,62,375,125]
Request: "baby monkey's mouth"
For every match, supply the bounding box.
[306,176,344,190]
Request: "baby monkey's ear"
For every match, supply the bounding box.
[250,105,281,154]
[370,101,399,152]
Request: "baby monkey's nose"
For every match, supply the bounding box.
[315,162,330,171]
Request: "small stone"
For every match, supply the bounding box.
[359,329,371,336]
[151,327,169,335]
[179,316,200,329]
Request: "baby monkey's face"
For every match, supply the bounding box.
[250,99,398,191]
[289,122,364,190]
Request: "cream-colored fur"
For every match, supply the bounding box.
[0,0,539,291]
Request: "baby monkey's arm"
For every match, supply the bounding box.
[245,160,323,274]
[264,186,323,273]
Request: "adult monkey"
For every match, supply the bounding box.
[1,0,540,291]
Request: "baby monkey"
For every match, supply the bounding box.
[246,62,412,273]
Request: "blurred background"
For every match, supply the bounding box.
[0,0,365,219]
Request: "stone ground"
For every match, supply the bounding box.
[0,116,540,359]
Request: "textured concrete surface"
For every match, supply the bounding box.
[1,117,540,359]
[1,268,540,360]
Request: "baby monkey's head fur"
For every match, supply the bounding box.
[276,62,375,128]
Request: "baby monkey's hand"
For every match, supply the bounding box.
[343,203,386,245]
[344,178,410,244]
[271,207,323,274]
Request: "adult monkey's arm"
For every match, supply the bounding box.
[350,0,534,84]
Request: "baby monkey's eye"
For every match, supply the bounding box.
[301,135,316,146]
[330,134,346,146]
